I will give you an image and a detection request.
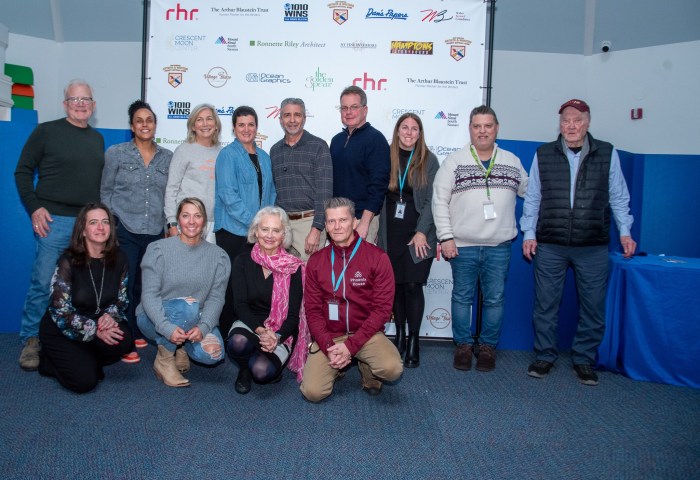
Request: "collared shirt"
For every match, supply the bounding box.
[101,140,173,235]
[270,130,333,230]
[520,139,633,241]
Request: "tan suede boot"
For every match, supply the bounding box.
[153,345,190,387]
[174,346,190,373]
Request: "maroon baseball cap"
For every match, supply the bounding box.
[559,99,590,114]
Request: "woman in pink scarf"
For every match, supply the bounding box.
[226,206,309,394]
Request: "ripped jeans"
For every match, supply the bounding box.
[137,298,224,364]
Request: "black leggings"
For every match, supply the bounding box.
[392,282,425,332]
[226,327,285,383]
[215,229,249,338]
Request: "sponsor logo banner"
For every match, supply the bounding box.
[391,108,426,120]
[445,36,472,61]
[204,67,231,87]
[166,34,206,51]
[212,6,269,17]
[405,77,467,89]
[305,67,334,90]
[284,3,309,22]
[214,36,239,51]
[365,7,408,20]
[249,40,326,48]
[216,105,236,116]
[167,101,191,119]
[339,41,377,50]
[328,2,354,25]
[353,72,387,91]
[163,65,188,88]
[426,308,451,329]
[246,72,291,84]
[390,41,433,55]
[435,111,460,127]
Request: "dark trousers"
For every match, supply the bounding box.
[116,220,163,339]
[215,229,249,338]
[38,314,134,393]
[532,243,609,365]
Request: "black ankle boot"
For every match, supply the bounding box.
[405,332,420,368]
[235,367,252,394]
[393,323,406,356]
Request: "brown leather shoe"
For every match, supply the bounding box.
[475,344,496,372]
[453,344,473,371]
[358,361,382,396]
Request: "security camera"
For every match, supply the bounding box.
[601,41,611,53]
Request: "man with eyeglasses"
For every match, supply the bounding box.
[270,98,332,260]
[520,99,636,386]
[14,79,105,371]
[329,86,390,243]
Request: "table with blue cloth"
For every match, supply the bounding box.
[597,253,700,388]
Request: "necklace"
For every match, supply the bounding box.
[88,258,106,315]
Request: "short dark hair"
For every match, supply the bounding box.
[340,86,367,106]
[469,105,499,125]
[233,105,258,127]
[68,203,119,266]
[128,100,157,125]
[324,197,355,219]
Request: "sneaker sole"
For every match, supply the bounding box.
[527,369,549,379]
[134,340,149,349]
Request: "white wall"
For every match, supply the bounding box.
[492,40,700,155]
[5,33,141,129]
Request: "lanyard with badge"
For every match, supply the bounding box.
[328,237,362,320]
[395,149,415,219]
[470,145,497,220]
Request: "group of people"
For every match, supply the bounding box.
[14,78,635,398]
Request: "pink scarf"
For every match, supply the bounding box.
[250,243,309,382]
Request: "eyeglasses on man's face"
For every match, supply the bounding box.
[339,104,365,113]
[65,97,94,105]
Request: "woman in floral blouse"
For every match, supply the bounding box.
[38,203,133,393]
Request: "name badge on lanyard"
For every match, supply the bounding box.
[395,202,406,219]
[328,299,339,321]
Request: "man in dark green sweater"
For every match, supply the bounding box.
[14,79,105,371]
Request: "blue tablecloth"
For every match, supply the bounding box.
[597,253,700,388]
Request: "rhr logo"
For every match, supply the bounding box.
[352,72,387,91]
[166,3,199,20]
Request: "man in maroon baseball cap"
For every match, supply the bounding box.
[520,98,637,386]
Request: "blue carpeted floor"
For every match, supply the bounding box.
[1,333,698,479]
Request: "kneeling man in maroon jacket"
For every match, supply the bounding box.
[300,197,403,402]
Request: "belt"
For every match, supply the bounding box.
[288,209,315,220]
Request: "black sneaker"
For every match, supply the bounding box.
[527,360,553,378]
[573,364,599,386]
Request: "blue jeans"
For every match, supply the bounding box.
[532,243,608,365]
[137,298,224,364]
[20,215,75,342]
[449,241,512,346]
[116,220,163,339]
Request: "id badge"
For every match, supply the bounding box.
[395,201,406,219]
[328,299,339,321]
[483,201,497,220]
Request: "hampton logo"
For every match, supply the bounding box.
[284,3,309,22]
[390,41,433,55]
[445,37,472,61]
[167,101,191,119]
[216,106,236,116]
[353,72,387,91]
[406,77,467,89]
[328,1,354,25]
[350,270,367,287]
[391,108,425,120]
[167,34,206,51]
[249,39,326,48]
[306,67,334,91]
[211,6,269,17]
[435,111,460,127]
[163,65,188,88]
[365,7,407,20]
[246,73,291,84]
[426,308,451,329]
[339,40,377,50]
[204,67,231,88]
[424,278,453,294]
[165,3,198,20]
[214,36,239,51]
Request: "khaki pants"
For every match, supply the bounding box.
[366,215,380,245]
[300,332,403,402]
[288,216,327,261]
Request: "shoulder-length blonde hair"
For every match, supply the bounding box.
[186,104,222,146]
[389,113,430,191]
[247,206,293,250]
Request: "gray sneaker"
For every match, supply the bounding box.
[19,336,41,371]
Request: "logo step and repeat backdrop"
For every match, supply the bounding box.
[147,1,488,338]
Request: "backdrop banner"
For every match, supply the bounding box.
[147,0,488,338]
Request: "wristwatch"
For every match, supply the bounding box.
[166,222,178,229]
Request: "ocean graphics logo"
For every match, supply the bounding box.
[305,67,334,91]
[163,65,188,88]
[204,67,231,88]
[426,308,451,329]
[445,37,472,61]
[390,41,433,55]
[429,145,461,158]
[284,3,309,22]
[328,1,354,25]
[214,36,239,51]
[435,111,460,127]
[246,73,291,84]
[167,101,191,119]
[352,72,387,91]
[365,7,407,20]
[165,4,198,20]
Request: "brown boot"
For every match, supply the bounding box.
[153,345,190,387]
[174,346,190,373]
[358,361,382,396]
[453,344,473,371]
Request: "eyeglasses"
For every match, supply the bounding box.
[339,104,364,113]
[65,97,94,105]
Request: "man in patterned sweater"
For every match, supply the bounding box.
[432,105,528,373]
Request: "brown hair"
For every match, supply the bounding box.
[68,203,119,266]
[389,113,430,191]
